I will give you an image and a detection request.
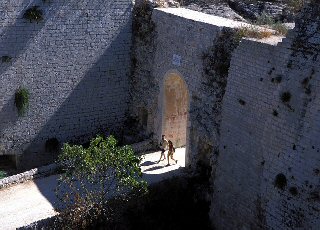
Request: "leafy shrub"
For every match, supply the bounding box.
[133,1,155,40]
[255,13,288,36]
[256,12,275,25]
[1,56,12,63]
[236,26,273,40]
[0,170,7,179]
[287,0,305,12]
[15,87,30,116]
[23,6,43,23]
[55,135,147,229]
[272,22,289,36]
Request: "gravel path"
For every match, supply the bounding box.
[0,148,186,229]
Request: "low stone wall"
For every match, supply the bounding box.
[131,139,156,154]
[0,163,58,189]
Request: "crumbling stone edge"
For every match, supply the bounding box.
[0,163,59,190]
[0,140,154,190]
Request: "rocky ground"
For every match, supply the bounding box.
[152,0,308,22]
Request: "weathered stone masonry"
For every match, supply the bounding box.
[130,4,319,230]
[0,1,319,229]
[130,7,250,167]
[211,5,320,229]
[0,0,133,170]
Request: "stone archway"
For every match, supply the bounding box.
[162,72,189,148]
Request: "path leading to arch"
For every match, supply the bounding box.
[0,148,186,229]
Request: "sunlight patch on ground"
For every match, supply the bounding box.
[0,148,186,229]
[140,147,186,184]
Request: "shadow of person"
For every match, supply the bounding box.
[143,165,165,172]
[140,160,156,167]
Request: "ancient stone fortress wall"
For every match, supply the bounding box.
[211,4,320,230]
[131,7,250,166]
[0,0,133,170]
[131,3,319,229]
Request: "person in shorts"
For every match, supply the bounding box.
[166,140,178,166]
[157,135,168,163]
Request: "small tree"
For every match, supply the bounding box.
[55,135,147,229]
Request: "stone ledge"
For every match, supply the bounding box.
[0,139,154,190]
[131,139,156,153]
[0,163,59,190]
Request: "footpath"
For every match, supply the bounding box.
[0,148,186,229]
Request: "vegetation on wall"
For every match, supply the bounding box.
[130,0,157,142]
[235,26,274,40]
[255,13,289,36]
[203,28,241,88]
[14,87,30,116]
[133,1,155,41]
[234,12,289,40]
[196,27,243,144]
[23,6,43,23]
[0,170,7,180]
[1,56,12,63]
[286,0,306,12]
[54,135,147,229]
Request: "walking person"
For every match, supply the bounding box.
[166,140,178,166]
[157,135,168,163]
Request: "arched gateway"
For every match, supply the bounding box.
[162,71,189,150]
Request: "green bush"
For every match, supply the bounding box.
[1,56,12,63]
[55,135,147,229]
[255,13,288,36]
[0,170,7,179]
[15,87,30,116]
[23,6,43,23]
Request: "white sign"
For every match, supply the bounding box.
[172,54,181,66]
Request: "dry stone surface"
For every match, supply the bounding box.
[0,0,133,170]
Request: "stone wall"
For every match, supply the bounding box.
[130,6,248,166]
[131,4,319,229]
[0,0,133,170]
[211,4,320,229]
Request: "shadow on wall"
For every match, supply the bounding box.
[0,0,71,159]
[0,96,19,169]
[19,23,132,170]
[0,0,133,171]
[0,0,63,77]
[0,0,133,217]
[0,96,18,146]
